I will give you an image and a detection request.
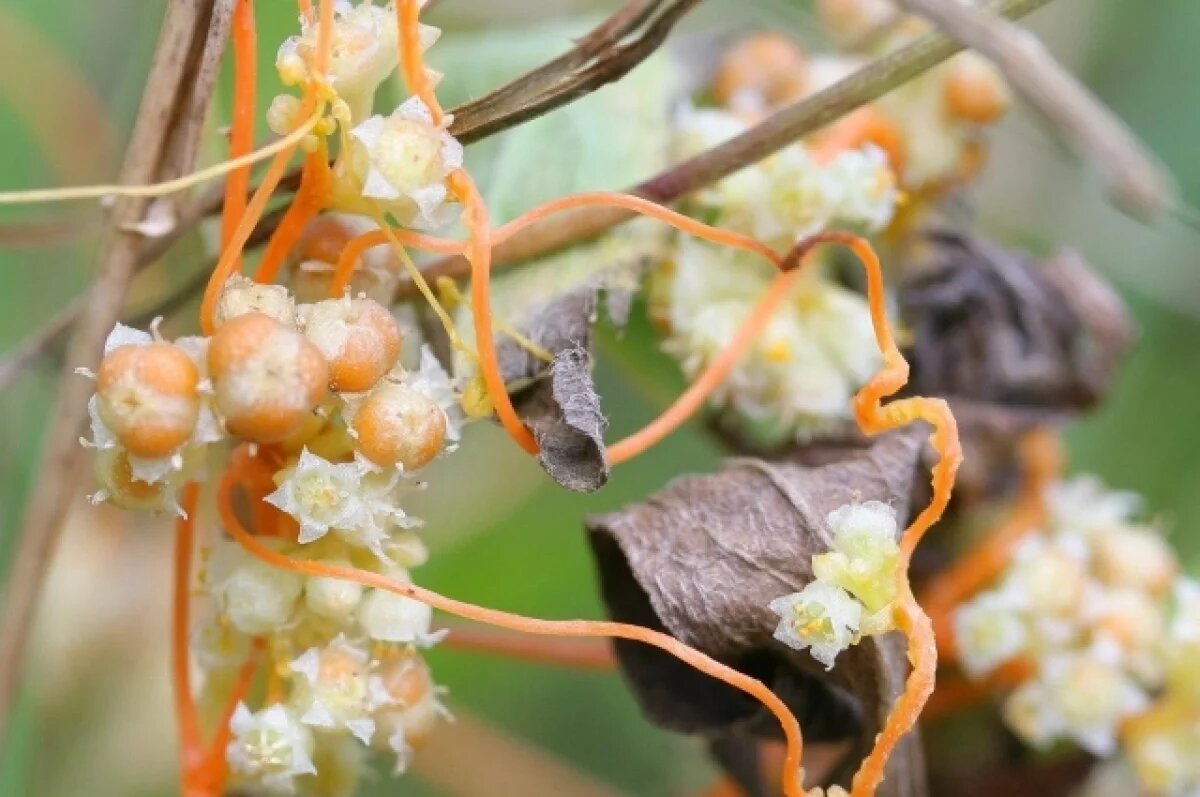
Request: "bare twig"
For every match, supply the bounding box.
[402,0,1056,294]
[895,0,1172,218]
[0,0,235,745]
[448,0,701,142]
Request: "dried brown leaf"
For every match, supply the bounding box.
[586,428,929,795]
[900,230,1131,497]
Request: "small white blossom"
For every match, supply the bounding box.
[953,591,1029,678]
[226,703,316,794]
[770,581,862,669]
[289,636,376,744]
[275,2,439,123]
[266,449,362,544]
[209,542,305,635]
[335,97,463,229]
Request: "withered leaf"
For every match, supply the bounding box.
[486,232,658,493]
[586,428,929,797]
[899,230,1132,497]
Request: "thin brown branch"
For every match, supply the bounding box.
[402,0,1056,294]
[448,0,701,142]
[896,0,1171,218]
[0,0,235,746]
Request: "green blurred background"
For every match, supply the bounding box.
[1,1,1198,795]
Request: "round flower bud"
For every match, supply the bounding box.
[350,382,447,470]
[214,274,297,329]
[711,33,808,114]
[302,297,402,392]
[304,565,365,622]
[96,342,200,457]
[816,0,897,42]
[357,589,435,645]
[371,654,443,764]
[208,312,329,442]
[943,53,1010,124]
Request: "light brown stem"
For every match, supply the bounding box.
[0,0,234,746]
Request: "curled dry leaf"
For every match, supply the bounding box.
[586,427,929,796]
[899,230,1131,497]
[482,229,660,493]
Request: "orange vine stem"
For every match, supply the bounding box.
[200,0,333,333]
[490,192,782,266]
[253,146,330,283]
[449,168,540,453]
[217,456,807,797]
[172,482,203,779]
[219,0,256,271]
[920,428,1062,658]
[437,622,617,670]
[815,231,961,797]
[329,227,465,297]
[397,0,444,123]
[608,266,798,463]
[201,639,265,785]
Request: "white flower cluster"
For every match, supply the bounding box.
[674,106,898,250]
[84,277,467,794]
[770,502,901,668]
[812,1,1011,189]
[955,476,1200,797]
[651,237,881,441]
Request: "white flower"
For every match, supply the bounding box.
[335,97,463,229]
[289,636,376,744]
[209,542,305,635]
[1046,475,1141,536]
[1089,524,1177,595]
[770,581,862,669]
[276,2,439,123]
[953,590,1028,678]
[1030,642,1149,755]
[266,449,363,544]
[103,322,152,354]
[357,587,443,646]
[216,275,298,329]
[226,702,316,794]
[1001,535,1089,617]
[1126,708,1200,797]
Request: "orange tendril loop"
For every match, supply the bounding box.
[329,227,464,297]
[789,232,961,797]
[200,0,334,333]
[921,428,1062,658]
[220,0,257,270]
[217,457,807,797]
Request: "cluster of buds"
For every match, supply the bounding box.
[815,0,1012,189]
[769,502,902,668]
[83,273,467,793]
[955,476,1200,796]
[650,31,902,441]
[268,2,463,231]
